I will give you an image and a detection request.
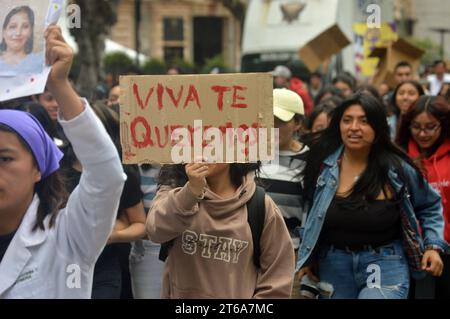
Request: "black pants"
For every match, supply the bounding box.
[412,274,435,299]
[92,254,122,299]
[91,243,133,299]
[409,254,450,299]
[118,243,133,299]
[436,254,450,299]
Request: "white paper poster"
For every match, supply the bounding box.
[0,0,64,102]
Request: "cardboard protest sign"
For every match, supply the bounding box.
[369,38,424,88]
[120,73,275,164]
[0,0,64,102]
[298,25,351,72]
[352,23,398,78]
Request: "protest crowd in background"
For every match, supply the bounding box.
[1,2,450,301]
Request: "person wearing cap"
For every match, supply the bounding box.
[0,25,125,298]
[260,89,309,297]
[271,88,306,153]
[273,65,313,115]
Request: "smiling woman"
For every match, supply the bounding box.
[396,96,450,298]
[0,5,44,76]
[296,92,449,299]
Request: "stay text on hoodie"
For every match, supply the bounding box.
[146,173,295,299]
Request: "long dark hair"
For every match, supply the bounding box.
[158,163,261,190]
[0,124,67,231]
[16,102,57,138]
[396,95,450,156]
[332,74,356,91]
[314,85,345,106]
[357,85,383,103]
[91,102,121,153]
[60,101,120,171]
[305,99,338,131]
[0,6,35,54]
[302,93,423,204]
[390,80,425,117]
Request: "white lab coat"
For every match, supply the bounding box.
[0,102,125,299]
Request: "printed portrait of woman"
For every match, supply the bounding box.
[0,5,44,76]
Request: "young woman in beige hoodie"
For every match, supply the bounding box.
[146,162,295,299]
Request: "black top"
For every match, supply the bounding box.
[118,165,143,213]
[0,231,16,264]
[320,196,402,249]
[61,164,143,268]
[62,165,143,218]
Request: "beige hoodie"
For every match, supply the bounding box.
[146,173,295,299]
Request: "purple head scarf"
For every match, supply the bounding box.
[0,110,63,178]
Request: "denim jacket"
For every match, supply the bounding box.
[296,146,450,278]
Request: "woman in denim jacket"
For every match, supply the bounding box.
[296,93,449,299]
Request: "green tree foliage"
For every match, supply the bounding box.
[201,55,231,74]
[104,52,134,77]
[170,58,196,74]
[410,37,442,67]
[142,59,167,75]
[69,0,119,96]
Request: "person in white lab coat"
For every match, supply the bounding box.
[0,25,125,298]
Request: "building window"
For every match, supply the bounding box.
[405,19,415,36]
[164,47,184,62]
[163,17,184,41]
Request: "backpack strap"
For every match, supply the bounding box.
[159,240,173,262]
[246,186,266,269]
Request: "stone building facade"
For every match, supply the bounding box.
[110,0,243,70]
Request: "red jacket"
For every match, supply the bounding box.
[289,78,313,115]
[408,139,450,242]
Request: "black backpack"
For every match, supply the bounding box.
[158,186,266,268]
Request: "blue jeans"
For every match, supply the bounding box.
[317,240,410,299]
[129,239,165,299]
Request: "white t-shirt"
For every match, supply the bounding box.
[427,74,450,95]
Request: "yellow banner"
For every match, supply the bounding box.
[353,23,398,77]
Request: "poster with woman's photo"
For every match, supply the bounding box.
[0,0,63,102]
